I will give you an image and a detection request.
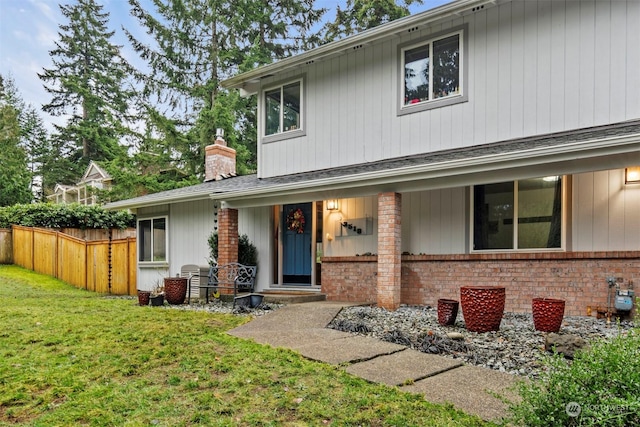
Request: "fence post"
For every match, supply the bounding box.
[108,229,113,294]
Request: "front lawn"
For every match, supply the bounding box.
[0,266,490,426]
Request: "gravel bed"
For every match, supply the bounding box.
[105,295,282,316]
[167,299,283,316]
[328,304,635,378]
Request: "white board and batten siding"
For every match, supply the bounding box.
[257,0,640,179]
[136,200,215,291]
[238,206,273,292]
[572,170,640,252]
[324,196,378,257]
[325,168,639,257]
[324,190,468,257]
[168,199,216,276]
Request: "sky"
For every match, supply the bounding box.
[0,0,450,132]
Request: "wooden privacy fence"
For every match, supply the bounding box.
[11,225,136,295]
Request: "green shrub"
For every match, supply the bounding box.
[208,232,258,267]
[0,203,135,229]
[508,329,640,426]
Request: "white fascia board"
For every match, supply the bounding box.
[217,134,640,203]
[221,0,499,92]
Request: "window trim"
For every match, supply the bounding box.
[261,75,306,143]
[398,25,468,116]
[470,177,567,253]
[137,215,169,266]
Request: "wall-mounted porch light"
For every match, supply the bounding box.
[625,167,640,184]
[326,199,339,211]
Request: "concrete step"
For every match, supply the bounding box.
[260,290,326,304]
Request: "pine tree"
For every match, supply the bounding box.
[19,107,49,201]
[0,74,51,201]
[125,0,325,178]
[39,0,135,174]
[0,76,33,206]
[324,0,423,41]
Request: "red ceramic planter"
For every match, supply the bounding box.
[532,298,565,332]
[137,290,151,306]
[460,286,506,332]
[437,299,459,326]
[164,277,187,305]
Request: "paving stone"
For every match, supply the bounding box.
[401,365,522,422]
[295,335,406,365]
[346,349,463,386]
[228,301,521,422]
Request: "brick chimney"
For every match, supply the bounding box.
[204,129,236,182]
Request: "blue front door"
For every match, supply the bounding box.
[282,203,312,284]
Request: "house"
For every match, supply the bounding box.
[106,0,640,317]
[47,161,112,205]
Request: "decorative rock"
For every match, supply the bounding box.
[328,305,633,378]
[544,333,589,359]
[446,332,464,340]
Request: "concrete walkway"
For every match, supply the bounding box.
[228,301,522,422]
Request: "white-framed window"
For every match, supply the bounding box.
[263,78,303,139]
[472,177,564,251]
[399,28,465,115]
[138,216,168,262]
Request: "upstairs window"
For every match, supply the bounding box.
[400,29,465,114]
[264,79,302,137]
[138,217,167,262]
[473,178,564,251]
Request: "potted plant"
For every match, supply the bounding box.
[137,289,151,306]
[149,282,165,306]
[460,286,506,332]
[207,232,258,267]
[532,298,565,332]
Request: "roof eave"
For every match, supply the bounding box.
[218,133,640,204]
[221,0,497,92]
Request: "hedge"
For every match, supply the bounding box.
[0,203,135,229]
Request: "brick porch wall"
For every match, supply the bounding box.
[321,256,378,303]
[321,252,639,316]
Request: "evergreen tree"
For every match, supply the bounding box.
[125,0,325,178]
[0,74,51,201]
[20,107,50,201]
[0,77,33,206]
[324,0,422,41]
[39,0,135,175]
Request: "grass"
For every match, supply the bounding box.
[0,265,492,426]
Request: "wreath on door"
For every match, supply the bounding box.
[286,208,305,234]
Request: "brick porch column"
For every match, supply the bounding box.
[377,192,402,310]
[217,208,238,265]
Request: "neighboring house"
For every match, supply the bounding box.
[106,0,640,316]
[48,161,112,206]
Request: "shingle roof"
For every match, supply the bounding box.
[105,120,640,210]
